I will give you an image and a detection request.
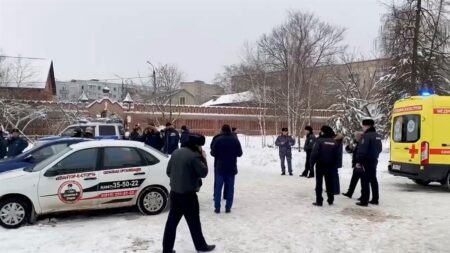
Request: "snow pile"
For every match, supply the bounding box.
[202,91,255,106]
[1,136,449,253]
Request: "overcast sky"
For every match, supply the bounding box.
[0,0,385,83]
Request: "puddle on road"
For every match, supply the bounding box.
[341,207,401,222]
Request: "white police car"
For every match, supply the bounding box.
[0,140,170,229]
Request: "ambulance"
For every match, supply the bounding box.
[388,94,450,190]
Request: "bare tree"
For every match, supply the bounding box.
[329,54,386,138]
[377,0,450,131]
[257,11,345,136]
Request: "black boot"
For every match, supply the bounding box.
[308,174,314,178]
[312,202,323,206]
[289,172,293,176]
[356,202,368,207]
[281,172,286,175]
[197,244,216,252]
[342,192,352,198]
[369,200,379,205]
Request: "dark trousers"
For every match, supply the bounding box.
[333,169,340,195]
[213,168,228,200]
[214,174,235,210]
[280,152,292,173]
[301,151,314,177]
[163,192,208,253]
[360,163,379,204]
[315,167,335,204]
[346,168,363,197]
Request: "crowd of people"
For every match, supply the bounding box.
[0,128,29,160]
[275,119,382,207]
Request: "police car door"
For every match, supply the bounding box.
[38,148,100,213]
[96,146,150,208]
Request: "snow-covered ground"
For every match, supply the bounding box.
[1,136,449,253]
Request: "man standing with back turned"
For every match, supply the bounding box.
[355,118,382,207]
[163,133,215,253]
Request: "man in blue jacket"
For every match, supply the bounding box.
[275,128,295,176]
[6,129,28,158]
[162,122,180,155]
[211,124,243,214]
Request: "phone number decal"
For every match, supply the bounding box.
[98,179,145,191]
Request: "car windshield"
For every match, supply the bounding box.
[25,147,72,172]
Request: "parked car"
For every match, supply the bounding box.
[0,140,170,228]
[40,123,125,141]
[0,138,91,173]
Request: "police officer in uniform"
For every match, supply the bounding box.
[355,119,382,207]
[310,125,340,206]
[275,128,295,176]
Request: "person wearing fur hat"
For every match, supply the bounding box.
[355,118,382,207]
[310,125,340,206]
[301,126,316,178]
[275,127,296,176]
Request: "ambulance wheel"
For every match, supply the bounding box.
[442,173,450,191]
[0,197,29,229]
[137,187,168,215]
[413,179,430,186]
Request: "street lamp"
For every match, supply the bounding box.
[146,60,157,94]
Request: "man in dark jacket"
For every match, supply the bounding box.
[343,132,363,199]
[310,125,340,206]
[142,125,163,150]
[0,129,7,159]
[163,134,215,253]
[356,119,382,207]
[71,127,83,138]
[129,127,141,141]
[211,124,243,213]
[301,126,316,178]
[6,129,29,158]
[163,123,180,155]
[275,128,295,176]
[180,125,190,147]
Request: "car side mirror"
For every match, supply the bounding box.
[44,167,60,177]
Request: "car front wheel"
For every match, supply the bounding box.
[137,188,168,215]
[0,198,29,229]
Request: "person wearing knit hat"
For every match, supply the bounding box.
[301,126,316,178]
[275,128,296,176]
[310,125,340,206]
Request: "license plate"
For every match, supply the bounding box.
[392,164,401,171]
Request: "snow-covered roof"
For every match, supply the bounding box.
[122,92,134,103]
[0,57,52,88]
[202,91,255,106]
[78,91,89,102]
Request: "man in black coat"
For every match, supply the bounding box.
[143,125,163,150]
[6,129,29,158]
[162,122,180,155]
[211,124,243,213]
[275,128,296,176]
[180,125,190,147]
[356,119,382,207]
[301,126,316,178]
[0,129,7,159]
[343,131,363,199]
[310,125,340,206]
[163,133,215,253]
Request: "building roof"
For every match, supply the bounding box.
[0,57,53,88]
[202,91,255,106]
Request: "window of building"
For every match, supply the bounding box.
[113,87,117,91]
[98,86,101,90]
[179,97,186,105]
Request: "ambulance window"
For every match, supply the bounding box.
[393,115,420,142]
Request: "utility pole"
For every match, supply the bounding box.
[411,0,422,89]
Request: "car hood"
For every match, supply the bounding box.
[0,168,30,180]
